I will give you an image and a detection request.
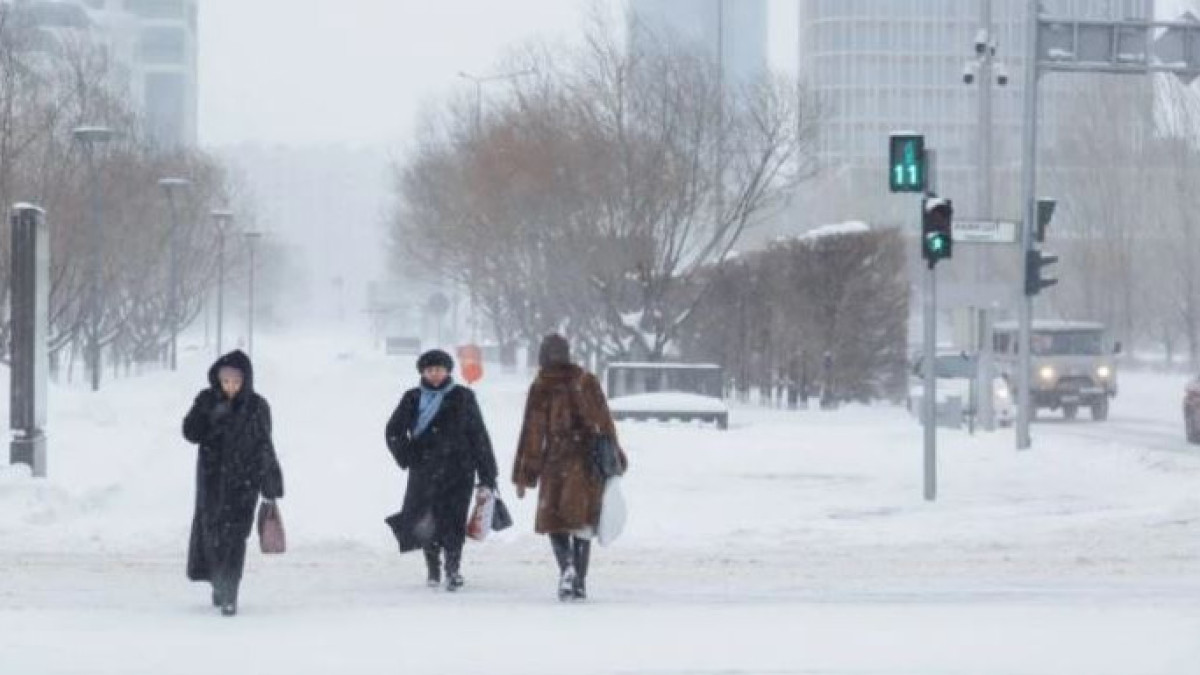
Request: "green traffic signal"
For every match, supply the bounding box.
[922,197,953,266]
[926,232,950,254]
[889,134,926,193]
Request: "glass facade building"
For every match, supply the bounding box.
[798,0,1154,225]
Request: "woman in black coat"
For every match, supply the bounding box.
[182,350,284,616]
[385,349,498,591]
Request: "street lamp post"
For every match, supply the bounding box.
[211,210,233,357]
[456,68,537,134]
[157,177,190,371]
[72,125,114,392]
[243,231,262,357]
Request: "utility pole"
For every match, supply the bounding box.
[964,0,1008,432]
[1016,0,1042,450]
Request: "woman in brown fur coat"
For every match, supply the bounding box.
[512,334,628,601]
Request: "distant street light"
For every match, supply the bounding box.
[72,125,115,392]
[243,231,263,357]
[211,210,233,357]
[157,177,191,371]
[457,68,537,133]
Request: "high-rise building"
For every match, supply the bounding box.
[92,0,199,149]
[628,0,768,85]
[5,0,198,149]
[796,0,1154,227]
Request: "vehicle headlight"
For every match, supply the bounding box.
[994,383,1010,399]
[1096,366,1111,379]
[1039,366,1055,381]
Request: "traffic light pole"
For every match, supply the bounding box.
[1016,0,1042,451]
[923,259,937,501]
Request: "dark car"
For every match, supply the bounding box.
[1185,377,1200,444]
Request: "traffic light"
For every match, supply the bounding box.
[1025,249,1058,296]
[1036,198,1057,243]
[889,133,926,193]
[922,196,953,266]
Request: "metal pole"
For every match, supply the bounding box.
[246,235,258,357]
[216,225,225,356]
[1017,0,1041,450]
[924,261,937,502]
[473,81,482,134]
[979,0,995,222]
[165,190,180,371]
[88,151,102,392]
[715,0,725,229]
[975,0,997,432]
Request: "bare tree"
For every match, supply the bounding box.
[390,12,821,360]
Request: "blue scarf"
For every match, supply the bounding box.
[414,379,456,438]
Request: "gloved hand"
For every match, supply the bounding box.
[210,400,232,424]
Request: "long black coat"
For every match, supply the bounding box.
[385,383,498,552]
[182,351,284,581]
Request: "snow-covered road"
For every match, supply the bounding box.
[1,334,1198,673]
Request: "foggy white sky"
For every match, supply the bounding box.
[198,0,799,148]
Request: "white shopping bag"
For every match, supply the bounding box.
[597,477,627,547]
[466,488,496,542]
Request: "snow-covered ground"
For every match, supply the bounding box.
[2,333,1199,674]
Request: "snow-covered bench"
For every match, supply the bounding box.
[608,392,729,430]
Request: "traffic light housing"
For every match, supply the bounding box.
[1035,198,1057,244]
[889,134,926,193]
[1025,249,1058,296]
[922,196,953,266]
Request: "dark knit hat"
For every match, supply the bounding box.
[417,349,454,373]
[538,334,571,368]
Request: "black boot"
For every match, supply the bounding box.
[444,547,464,592]
[550,534,575,601]
[219,578,238,617]
[572,537,591,601]
[423,546,442,588]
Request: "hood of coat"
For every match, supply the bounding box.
[537,362,584,387]
[538,334,571,369]
[207,350,255,398]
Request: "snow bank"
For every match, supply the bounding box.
[1,333,1199,673]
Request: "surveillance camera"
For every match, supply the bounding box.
[963,62,977,85]
[974,29,989,56]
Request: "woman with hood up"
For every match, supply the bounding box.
[182,350,284,616]
[512,334,628,601]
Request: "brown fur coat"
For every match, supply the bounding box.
[512,364,627,534]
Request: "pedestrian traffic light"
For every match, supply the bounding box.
[889,133,926,193]
[1025,249,1058,296]
[922,196,953,266]
[1035,198,1057,243]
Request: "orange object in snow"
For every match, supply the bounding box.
[458,344,484,384]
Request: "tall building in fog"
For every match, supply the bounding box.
[97,0,200,149]
[628,0,768,85]
[6,0,198,148]
[797,0,1154,226]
